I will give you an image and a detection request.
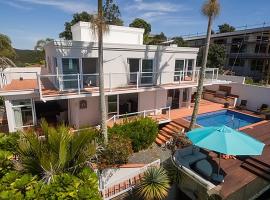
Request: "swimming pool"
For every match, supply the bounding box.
[186,110,262,129]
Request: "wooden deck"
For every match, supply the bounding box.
[170,101,270,199]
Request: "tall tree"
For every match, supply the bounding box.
[189,0,220,130]
[91,0,109,144]
[197,43,226,69]
[171,36,188,47]
[59,12,94,40]
[34,38,53,51]
[0,34,16,59]
[218,23,235,33]
[148,32,167,45]
[103,0,123,26]
[129,18,151,44]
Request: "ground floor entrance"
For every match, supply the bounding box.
[167,88,191,109]
[108,93,138,118]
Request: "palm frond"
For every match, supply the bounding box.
[202,0,220,17]
[136,167,170,200]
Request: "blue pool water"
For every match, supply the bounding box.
[186,110,262,129]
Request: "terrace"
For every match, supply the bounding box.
[0,68,225,101]
[166,101,270,199]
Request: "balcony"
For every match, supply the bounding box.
[0,68,221,100]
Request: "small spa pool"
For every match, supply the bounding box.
[186,110,262,129]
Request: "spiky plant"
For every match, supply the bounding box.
[17,119,97,183]
[136,167,170,200]
[189,0,220,130]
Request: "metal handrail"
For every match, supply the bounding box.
[106,107,171,124]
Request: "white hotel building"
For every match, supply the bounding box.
[0,22,226,132]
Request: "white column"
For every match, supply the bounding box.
[4,100,15,132]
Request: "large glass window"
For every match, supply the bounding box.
[12,99,34,129]
[174,60,184,81]
[141,59,153,84]
[61,58,80,89]
[108,95,118,117]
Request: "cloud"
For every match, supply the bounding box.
[125,0,188,13]
[1,1,32,10]
[12,0,95,13]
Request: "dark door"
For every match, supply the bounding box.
[167,89,180,109]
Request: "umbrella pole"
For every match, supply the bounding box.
[218,153,221,176]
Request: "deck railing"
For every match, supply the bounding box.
[106,106,171,125]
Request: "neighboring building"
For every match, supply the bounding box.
[184,26,270,82]
[0,22,227,132]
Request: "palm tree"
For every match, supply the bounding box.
[17,120,97,183]
[34,38,53,51]
[136,167,170,200]
[90,0,109,144]
[189,0,220,130]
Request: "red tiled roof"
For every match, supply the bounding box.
[3,79,37,91]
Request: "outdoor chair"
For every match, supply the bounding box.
[256,104,268,114]
[236,100,247,110]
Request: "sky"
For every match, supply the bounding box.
[0,0,269,50]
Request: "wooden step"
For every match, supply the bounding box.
[155,137,164,146]
[248,157,270,169]
[245,159,270,174]
[241,163,270,181]
[157,134,167,143]
[162,127,177,135]
[165,124,182,133]
[170,121,185,130]
[159,130,173,139]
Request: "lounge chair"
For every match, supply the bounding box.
[173,146,207,169]
[256,104,268,114]
[236,100,247,110]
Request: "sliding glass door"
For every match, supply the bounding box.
[62,58,79,89]
[141,59,153,84]
[12,99,34,129]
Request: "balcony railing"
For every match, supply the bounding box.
[0,68,220,98]
[37,68,219,97]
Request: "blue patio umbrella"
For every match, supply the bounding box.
[186,125,265,181]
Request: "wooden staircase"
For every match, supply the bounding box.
[241,157,270,181]
[155,121,185,146]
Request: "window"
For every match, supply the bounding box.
[12,99,34,129]
[256,36,269,42]
[61,58,80,89]
[229,58,245,67]
[230,38,246,53]
[108,95,118,116]
[214,39,226,45]
[255,44,267,53]
[141,59,153,84]
[251,59,264,71]
[174,60,184,81]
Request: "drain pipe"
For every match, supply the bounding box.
[36,73,46,103]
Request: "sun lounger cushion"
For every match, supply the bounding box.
[174,146,207,168]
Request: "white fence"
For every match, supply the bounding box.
[99,159,160,200]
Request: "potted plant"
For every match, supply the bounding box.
[262,109,270,120]
[224,102,229,108]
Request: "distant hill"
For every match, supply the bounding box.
[13,49,44,67]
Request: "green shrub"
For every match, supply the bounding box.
[109,117,158,152]
[99,134,133,168]
[0,168,102,200]
[0,133,19,152]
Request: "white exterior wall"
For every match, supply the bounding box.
[44,41,198,89]
[138,90,167,111]
[71,22,144,45]
[69,97,100,128]
[206,83,270,111]
[3,67,41,84]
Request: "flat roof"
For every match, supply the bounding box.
[184,26,270,41]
